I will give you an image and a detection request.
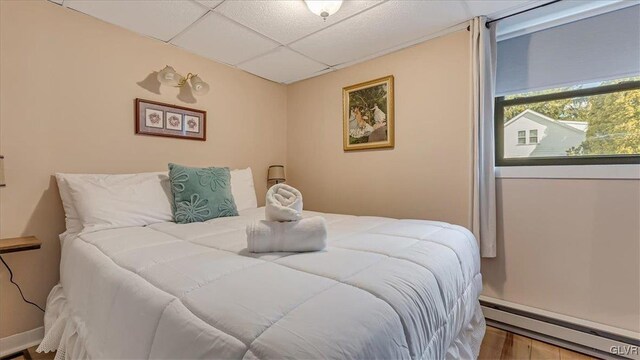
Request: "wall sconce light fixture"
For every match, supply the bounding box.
[157,66,210,96]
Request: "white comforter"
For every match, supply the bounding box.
[41,208,485,360]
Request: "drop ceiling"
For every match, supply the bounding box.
[52,0,539,84]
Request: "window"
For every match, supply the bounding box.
[494,5,640,166]
[496,79,640,166]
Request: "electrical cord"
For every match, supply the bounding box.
[0,255,45,312]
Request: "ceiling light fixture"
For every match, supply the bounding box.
[304,0,343,20]
[157,65,209,96]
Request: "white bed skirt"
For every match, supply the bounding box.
[37,284,88,360]
[444,302,486,360]
[37,283,485,360]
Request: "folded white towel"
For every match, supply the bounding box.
[265,184,303,222]
[246,217,327,253]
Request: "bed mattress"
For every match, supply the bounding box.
[40,208,485,359]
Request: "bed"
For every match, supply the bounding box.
[39,169,484,359]
[39,206,484,359]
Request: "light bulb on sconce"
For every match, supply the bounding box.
[156,65,209,96]
[304,0,343,20]
[157,66,182,87]
[190,75,210,95]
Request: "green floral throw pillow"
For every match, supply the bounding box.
[168,163,238,224]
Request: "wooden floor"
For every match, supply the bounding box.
[4,346,54,360]
[479,326,597,360]
[10,326,596,360]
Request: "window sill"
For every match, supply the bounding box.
[495,164,640,180]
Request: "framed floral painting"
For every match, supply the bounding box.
[343,75,394,151]
[135,98,206,141]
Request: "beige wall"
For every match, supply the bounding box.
[0,0,286,338]
[286,30,473,226]
[484,178,640,332]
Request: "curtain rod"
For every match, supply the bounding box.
[485,0,563,28]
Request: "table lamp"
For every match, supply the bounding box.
[267,165,285,184]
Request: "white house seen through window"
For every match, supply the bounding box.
[496,78,640,165]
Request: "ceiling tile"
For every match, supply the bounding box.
[196,0,224,10]
[284,67,336,84]
[64,0,208,42]
[171,12,280,66]
[290,0,469,66]
[215,0,382,45]
[237,47,328,83]
[465,1,534,17]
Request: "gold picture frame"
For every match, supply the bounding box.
[343,75,394,151]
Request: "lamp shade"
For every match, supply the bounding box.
[190,75,210,95]
[157,65,182,87]
[267,165,285,182]
[0,156,5,187]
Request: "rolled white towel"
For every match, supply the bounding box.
[265,184,303,222]
[246,217,327,253]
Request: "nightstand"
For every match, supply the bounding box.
[0,236,43,360]
[0,236,42,254]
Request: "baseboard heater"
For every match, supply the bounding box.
[480,296,640,360]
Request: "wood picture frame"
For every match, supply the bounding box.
[343,75,394,151]
[135,98,206,141]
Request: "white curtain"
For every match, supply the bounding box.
[470,17,497,258]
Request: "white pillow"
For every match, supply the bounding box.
[55,174,83,238]
[230,168,258,211]
[59,172,173,234]
[55,168,256,234]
